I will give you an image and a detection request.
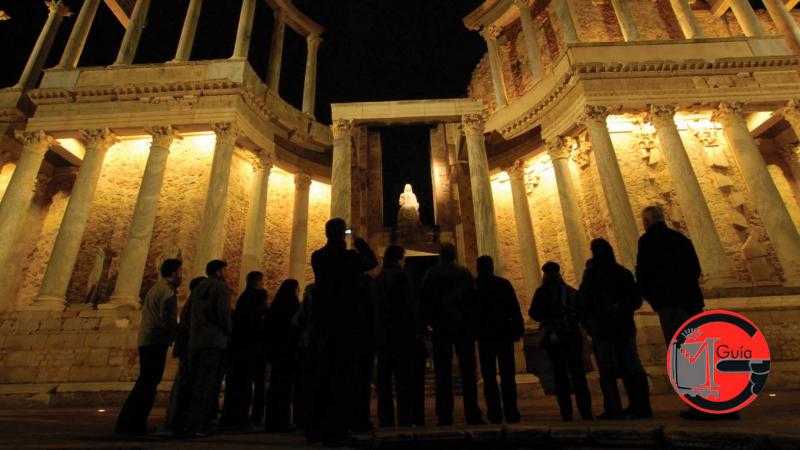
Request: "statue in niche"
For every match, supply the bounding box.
[85,245,114,306]
[397,183,422,242]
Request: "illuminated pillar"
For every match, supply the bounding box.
[715,103,800,283]
[507,160,541,294]
[330,120,353,223]
[303,34,322,117]
[512,0,543,79]
[113,0,151,65]
[106,127,177,309]
[462,114,500,265]
[57,0,100,69]
[669,0,704,39]
[232,0,257,59]
[32,129,118,310]
[173,0,204,62]
[480,25,508,109]
[288,173,312,286]
[553,0,579,44]
[267,11,286,91]
[730,0,763,37]
[193,123,238,276]
[582,106,638,268]
[763,0,800,55]
[609,0,640,41]
[546,137,589,279]
[649,105,730,285]
[15,1,70,90]
[238,153,273,291]
[0,132,53,292]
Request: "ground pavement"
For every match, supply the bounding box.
[0,391,798,449]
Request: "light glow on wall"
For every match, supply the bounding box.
[57,138,86,160]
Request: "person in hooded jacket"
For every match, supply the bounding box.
[579,238,652,420]
[475,255,524,424]
[529,261,592,421]
[265,279,301,432]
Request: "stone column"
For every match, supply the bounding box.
[288,173,312,286]
[57,0,100,69]
[650,105,730,285]
[113,0,151,65]
[232,0,257,59]
[763,0,800,54]
[546,137,589,279]
[480,26,508,109]
[669,0,704,39]
[507,160,542,294]
[462,114,500,264]
[582,105,639,268]
[785,101,800,139]
[193,123,238,276]
[106,127,177,309]
[15,1,69,91]
[553,0,579,44]
[32,129,118,310]
[715,102,800,283]
[0,132,53,279]
[609,0,640,41]
[779,144,800,191]
[173,0,204,62]
[730,0,763,37]
[238,153,273,291]
[267,11,287,92]
[330,120,353,223]
[303,34,322,117]
[512,0,543,79]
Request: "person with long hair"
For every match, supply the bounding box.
[265,279,301,432]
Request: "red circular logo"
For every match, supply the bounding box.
[666,309,770,414]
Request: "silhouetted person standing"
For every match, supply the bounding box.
[351,272,378,432]
[635,206,704,344]
[529,262,592,421]
[116,259,183,435]
[421,243,484,426]
[580,239,652,420]
[221,271,268,430]
[307,219,378,445]
[375,245,423,428]
[164,276,206,434]
[475,255,524,424]
[292,283,315,431]
[185,260,231,436]
[265,279,301,432]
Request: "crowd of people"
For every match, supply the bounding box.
[113,205,717,445]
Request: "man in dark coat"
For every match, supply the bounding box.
[529,262,592,421]
[635,206,704,344]
[306,218,378,445]
[221,271,268,430]
[421,243,484,426]
[475,255,524,424]
[185,260,231,436]
[375,245,423,428]
[580,239,652,420]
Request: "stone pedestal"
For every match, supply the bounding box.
[232,0,257,59]
[331,120,353,223]
[546,137,589,280]
[16,1,69,91]
[173,0,204,62]
[303,35,322,117]
[238,154,272,291]
[480,26,508,109]
[193,124,237,277]
[32,129,118,310]
[669,0,703,39]
[508,160,541,295]
[113,0,151,65]
[462,114,500,266]
[715,103,800,283]
[582,106,639,269]
[288,174,312,287]
[650,105,730,285]
[106,127,176,309]
[57,0,100,69]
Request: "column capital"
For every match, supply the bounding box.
[462,113,486,137]
[145,125,179,150]
[712,101,744,124]
[295,172,312,191]
[212,122,240,146]
[254,151,274,172]
[480,24,503,41]
[14,130,53,154]
[648,104,677,122]
[45,0,71,16]
[307,33,323,50]
[783,100,800,125]
[80,128,118,151]
[545,137,571,160]
[331,119,354,139]
[780,143,800,158]
[506,159,527,182]
[512,0,531,10]
[580,105,609,124]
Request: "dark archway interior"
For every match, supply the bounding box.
[379,125,435,228]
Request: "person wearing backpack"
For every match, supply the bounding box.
[579,238,652,420]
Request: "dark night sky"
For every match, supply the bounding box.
[0,0,485,227]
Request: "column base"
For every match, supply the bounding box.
[100,295,141,310]
[21,295,65,311]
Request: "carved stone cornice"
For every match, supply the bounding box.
[145,125,179,150]
[480,25,503,41]
[462,113,486,137]
[212,122,239,146]
[80,128,118,151]
[545,137,570,161]
[14,130,53,155]
[331,119,353,140]
[295,172,312,191]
